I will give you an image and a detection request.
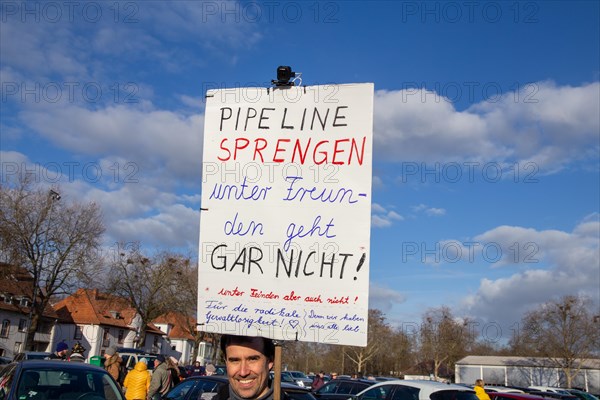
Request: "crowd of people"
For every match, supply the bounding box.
[46,340,220,399]
[42,336,547,400]
[46,335,394,400]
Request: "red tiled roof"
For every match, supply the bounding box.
[54,288,136,328]
[0,263,57,319]
[154,312,196,340]
[53,288,166,335]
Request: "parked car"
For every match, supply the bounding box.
[12,352,51,362]
[285,371,314,388]
[213,365,227,376]
[271,371,302,385]
[314,378,376,400]
[0,359,125,400]
[528,391,578,400]
[486,387,525,393]
[163,375,316,400]
[120,352,159,373]
[528,388,572,395]
[490,392,547,400]
[352,379,479,400]
[0,357,11,365]
[564,389,599,400]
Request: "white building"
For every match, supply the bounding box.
[0,264,58,358]
[455,355,600,394]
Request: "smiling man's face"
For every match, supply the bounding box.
[225,337,274,399]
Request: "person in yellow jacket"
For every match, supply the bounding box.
[474,379,491,400]
[122,360,151,400]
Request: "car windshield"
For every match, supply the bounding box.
[16,365,123,400]
[289,372,308,378]
[144,356,158,371]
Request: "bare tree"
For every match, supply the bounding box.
[377,326,414,377]
[419,306,473,379]
[169,259,222,364]
[345,309,390,374]
[107,243,191,349]
[0,179,104,350]
[511,295,600,388]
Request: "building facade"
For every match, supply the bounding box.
[0,264,58,358]
[53,288,166,359]
[455,355,600,394]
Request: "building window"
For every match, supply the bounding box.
[3,296,11,304]
[74,325,83,340]
[37,321,52,334]
[0,320,10,338]
[118,330,124,344]
[20,298,29,307]
[102,328,110,347]
[0,348,4,356]
[18,319,27,332]
[14,342,22,353]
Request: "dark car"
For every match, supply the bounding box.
[564,389,599,400]
[12,352,51,362]
[528,392,579,400]
[271,372,301,385]
[213,365,227,376]
[490,392,547,400]
[314,379,376,400]
[0,359,125,400]
[164,375,316,400]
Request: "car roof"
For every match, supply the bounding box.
[12,359,108,371]
[529,387,571,394]
[490,393,547,400]
[359,380,476,398]
[528,392,578,399]
[320,378,375,389]
[486,386,526,393]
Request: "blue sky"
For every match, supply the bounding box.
[1,1,599,344]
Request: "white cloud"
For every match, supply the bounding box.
[412,204,446,217]
[372,175,384,190]
[21,104,204,184]
[372,203,404,228]
[374,81,600,172]
[461,220,600,329]
[425,207,446,216]
[111,203,200,250]
[371,203,386,214]
[0,2,262,83]
[368,283,407,312]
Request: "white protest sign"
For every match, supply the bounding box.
[198,83,373,346]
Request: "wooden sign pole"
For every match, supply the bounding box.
[273,341,282,400]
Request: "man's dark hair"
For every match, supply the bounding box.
[220,334,275,361]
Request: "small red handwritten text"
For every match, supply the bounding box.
[218,286,245,297]
[250,288,280,299]
[327,295,349,304]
